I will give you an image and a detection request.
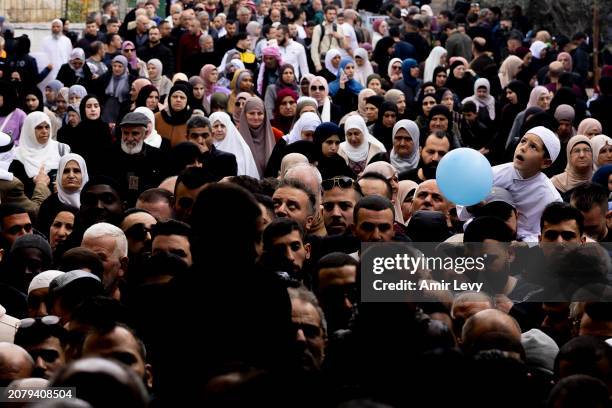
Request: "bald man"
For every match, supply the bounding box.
[461,309,523,358]
[130,78,152,107]
[0,342,34,386]
[411,180,450,214]
[284,164,326,236]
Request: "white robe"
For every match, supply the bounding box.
[41,34,72,88]
[492,162,562,242]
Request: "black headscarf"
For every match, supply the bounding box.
[445,60,474,100]
[0,80,18,116]
[313,122,355,179]
[135,85,160,112]
[373,37,396,81]
[20,86,44,114]
[371,101,399,151]
[161,83,193,126]
[71,94,112,175]
[506,80,530,109]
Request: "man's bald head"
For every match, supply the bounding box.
[284,164,322,203]
[130,78,152,102]
[0,342,34,385]
[461,309,523,357]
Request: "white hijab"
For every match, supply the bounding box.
[390,119,420,173]
[283,112,321,144]
[340,114,386,162]
[590,134,612,170]
[208,112,259,178]
[134,107,163,148]
[16,112,65,178]
[462,78,496,120]
[0,132,15,181]
[353,48,374,87]
[324,49,342,77]
[423,46,447,83]
[57,153,88,208]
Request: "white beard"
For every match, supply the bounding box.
[121,140,144,155]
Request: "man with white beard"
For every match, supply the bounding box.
[104,112,166,206]
[41,19,73,87]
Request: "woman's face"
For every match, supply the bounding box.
[147,63,159,78]
[61,160,83,192]
[331,55,341,69]
[45,88,57,103]
[56,95,67,114]
[25,94,39,111]
[506,89,518,104]
[368,78,381,94]
[322,135,340,158]
[393,128,414,157]
[193,84,205,100]
[279,96,297,117]
[537,91,552,110]
[310,82,326,103]
[301,129,315,141]
[300,79,310,96]
[170,91,188,111]
[146,91,159,110]
[430,114,449,132]
[49,211,74,250]
[598,145,612,167]
[208,69,219,84]
[343,63,355,79]
[476,86,488,99]
[239,74,254,92]
[453,64,465,79]
[382,110,397,128]
[246,108,264,128]
[585,128,601,139]
[67,111,80,126]
[35,122,50,145]
[442,92,454,111]
[71,59,84,70]
[435,71,447,87]
[569,142,593,172]
[422,96,436,116]
[378,21,388,35]
[439,53,447,67]
[282,68,295,84]
[410,66,420,78]
[390,61,402,76]
[346,128,364,148]
[112,62,125,76]
[396,96,406,114]
[69,94,82,105]
[401,197,413,222]
[355,55,365,67]
[300,105,317,114]
[365,103,378,122]
[423,85,436,96]
[212,120,227,141]
[85,97,100,120]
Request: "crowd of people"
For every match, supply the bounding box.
[0,0,611,406]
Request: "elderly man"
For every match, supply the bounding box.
[103,112,166,206]
[41,19,72,85]
[288,286,327,372]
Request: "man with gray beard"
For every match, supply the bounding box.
[104,112,166,206]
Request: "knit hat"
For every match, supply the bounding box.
[10,235,52,263]
[521,328,559,374]
[429,104,452,122]
[28,270,64,294]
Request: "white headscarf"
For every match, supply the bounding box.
[283,112,322,144]
[57,153,88,208]
[462,78,496,120]
[340,115,386,162]
[208,111,259,178]
[353,48,374,87]
[387,58,403,79]
[590,134,612,170]
[324,49,342,77]
[390,119,420,173]
[423,46,447,83]
[0,131,15,181]
[529,40,547,59]
[15,112,66,178]
[134,107,162,148]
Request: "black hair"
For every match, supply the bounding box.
[59,247,105,280]
[175,167,217,192]
[315,252,358,274]
[547,374,609,408]
[474,201,516,223]
[151,219,192,241]
[422,130,451,149]
[358,172,393,200]
[81,175,122,199]
[234,32,249,42]
[323,4,337,13]
[554,335,612,379]
[464,216,514,242]
[255,193,274,215]
[90,41,104,55]
[137,188,174,205]
[70,295,129,332]
[186,115,211,131]
[570,182,608,214]
[169,142,203,175]
[353,195,395,224]
[14,320,68,348]
[461,100,478,113]
[229,175,263,195]
[0,203,28,227]
[87,322,148,361]
[277,179,316,215]
[263,218,304,250]
[388,26,400,38]
[540,202,585,235]
[105,33,121,45]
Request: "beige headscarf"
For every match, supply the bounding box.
[550,135,593,193]
[397,180,419,225]
[238,96,276,178]
[591,134,612,170]
[362,161,404,224]
[498,55,523,88]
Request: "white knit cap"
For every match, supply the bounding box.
[525,126,561,163]
[28,270,65,294]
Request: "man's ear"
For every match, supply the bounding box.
[119,256,129,277]
[304,242,311,260]
[305,215,314,232]
[0,248,4,263]
[506,244,516,263]
[540,157,552,170]
[144,363,154,389]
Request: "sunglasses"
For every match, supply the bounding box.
[124,223,152,241]
[310,85,325,91]
[20,315,60,329]
[392,65,401,70]
[124,48,135,52]
[322,176,355,191]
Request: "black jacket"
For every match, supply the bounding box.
[137,42,175,77]
[56,62,94,88]
[202,145,238,179]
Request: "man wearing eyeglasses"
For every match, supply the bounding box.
[321,176,362,236]
[14,316,67,379]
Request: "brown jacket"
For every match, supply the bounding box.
[154,112,188,147]
[0,178,51,217]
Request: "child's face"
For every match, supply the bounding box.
[513,133,551,177]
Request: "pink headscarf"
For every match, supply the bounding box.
[200,64,217,96]
[122,41,138,70]
[577,118,603,138]
[257,46,283,94]
[449,56,468,67]
[557,52,573,72]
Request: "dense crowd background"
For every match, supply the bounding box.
[0,0,611,406]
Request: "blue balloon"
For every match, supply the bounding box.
[436,148,493,206]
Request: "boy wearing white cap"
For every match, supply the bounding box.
[493,126,563,242]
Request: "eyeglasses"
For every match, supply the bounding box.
[310,85,325,92]
[392,65,401,70]
[20,315,60,329]
[322,176,355,191]
[6,223,33,235]
[124,223,152,241]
